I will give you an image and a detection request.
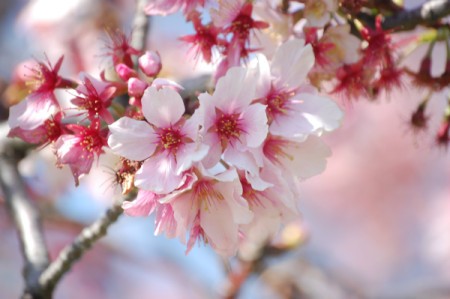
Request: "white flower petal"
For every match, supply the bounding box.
[223,147,260,175]
[217,181,254,224]
[201,200,239,256]
[293,93,344,133]
[271,39,315,90]
[142,86,185,127]
[213,66,256,113]
[283,135,332,180]
[108,117,156,161]
[241,103,268,148]
[135,153,185,194]
[176,143,209,174]
[122,190,157,217]
[9,92,57,130]
[250,54,272,99]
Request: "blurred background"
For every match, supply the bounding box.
[1,0,450,298]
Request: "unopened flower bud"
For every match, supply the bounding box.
[115,63,137,81]
[419,57,432,75]
[128,77,148,98]
[411,100,429,131]
[138,51,162,77]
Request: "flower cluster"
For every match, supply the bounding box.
[110,39,342,255]
[8,34,342,255]
[150,0,269,81]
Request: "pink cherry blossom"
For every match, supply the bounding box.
[238,166,299,252]
[304,0,338,27]
[108,86,208,194]
[8,56,71,131]
[138,51,162,77]
[263,134,331,180]
[55,120,107,186]
[105,30,141,68]
[180,11,225,63]
[210,0,268,78]
[211,0,268,44]
[253,39,343,141]
[145,0,205,16]
[8,112,66,145]
[166,167,254,256]
[71,73,116,124]
[122,190,181,239]
[193,66,268,173]
[115,63,138,81]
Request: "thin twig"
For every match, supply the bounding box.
[131,0,150,64]
[39,194,134,292]
[0,123,50,299]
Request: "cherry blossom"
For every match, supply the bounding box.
[8,56,71,131]
[71,73,116,124]
[180,11,225,63]
[253,39,343,141]
[8,112,66,146]
[166,167,254,256]
[145,0,206,16]
[108,86,208,194]
[55,120,107,186]
[123,190,181,239]
[303,0,338,27]
[138,51,162,77]
[193,66,268,173]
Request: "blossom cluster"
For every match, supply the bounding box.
[7,27,342,255]
[36,0,450,256]
[14,0,450,255]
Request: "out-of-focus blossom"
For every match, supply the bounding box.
[8,112,67,145]
[138,51,162,77]
[251,0,292,59]
[145,0,206,16]
[315,25,360,69]
[105,31,141,68]
[180,11,225,63]
[55,120,107,186]
[303,0,338,27]
[8,56,72,131]
[71,73,116,124]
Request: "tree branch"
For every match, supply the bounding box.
[385,0,450,30]
[358,0,450,31]
[39,194,134,293]
[0,124,50,299]
[131,0,150,64]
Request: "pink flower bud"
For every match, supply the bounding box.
[115,63,137,81]
[128,78,148,98]
[138,51,162,77]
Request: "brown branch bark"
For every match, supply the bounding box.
[0,124,50,299]
[39,194,134,293]
[357,0,450,31]
[131,0,150,66]
[384,0,450,30]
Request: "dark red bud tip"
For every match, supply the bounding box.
[411,104,429,130]
[436,120,450,147]
[419,58,432,74]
